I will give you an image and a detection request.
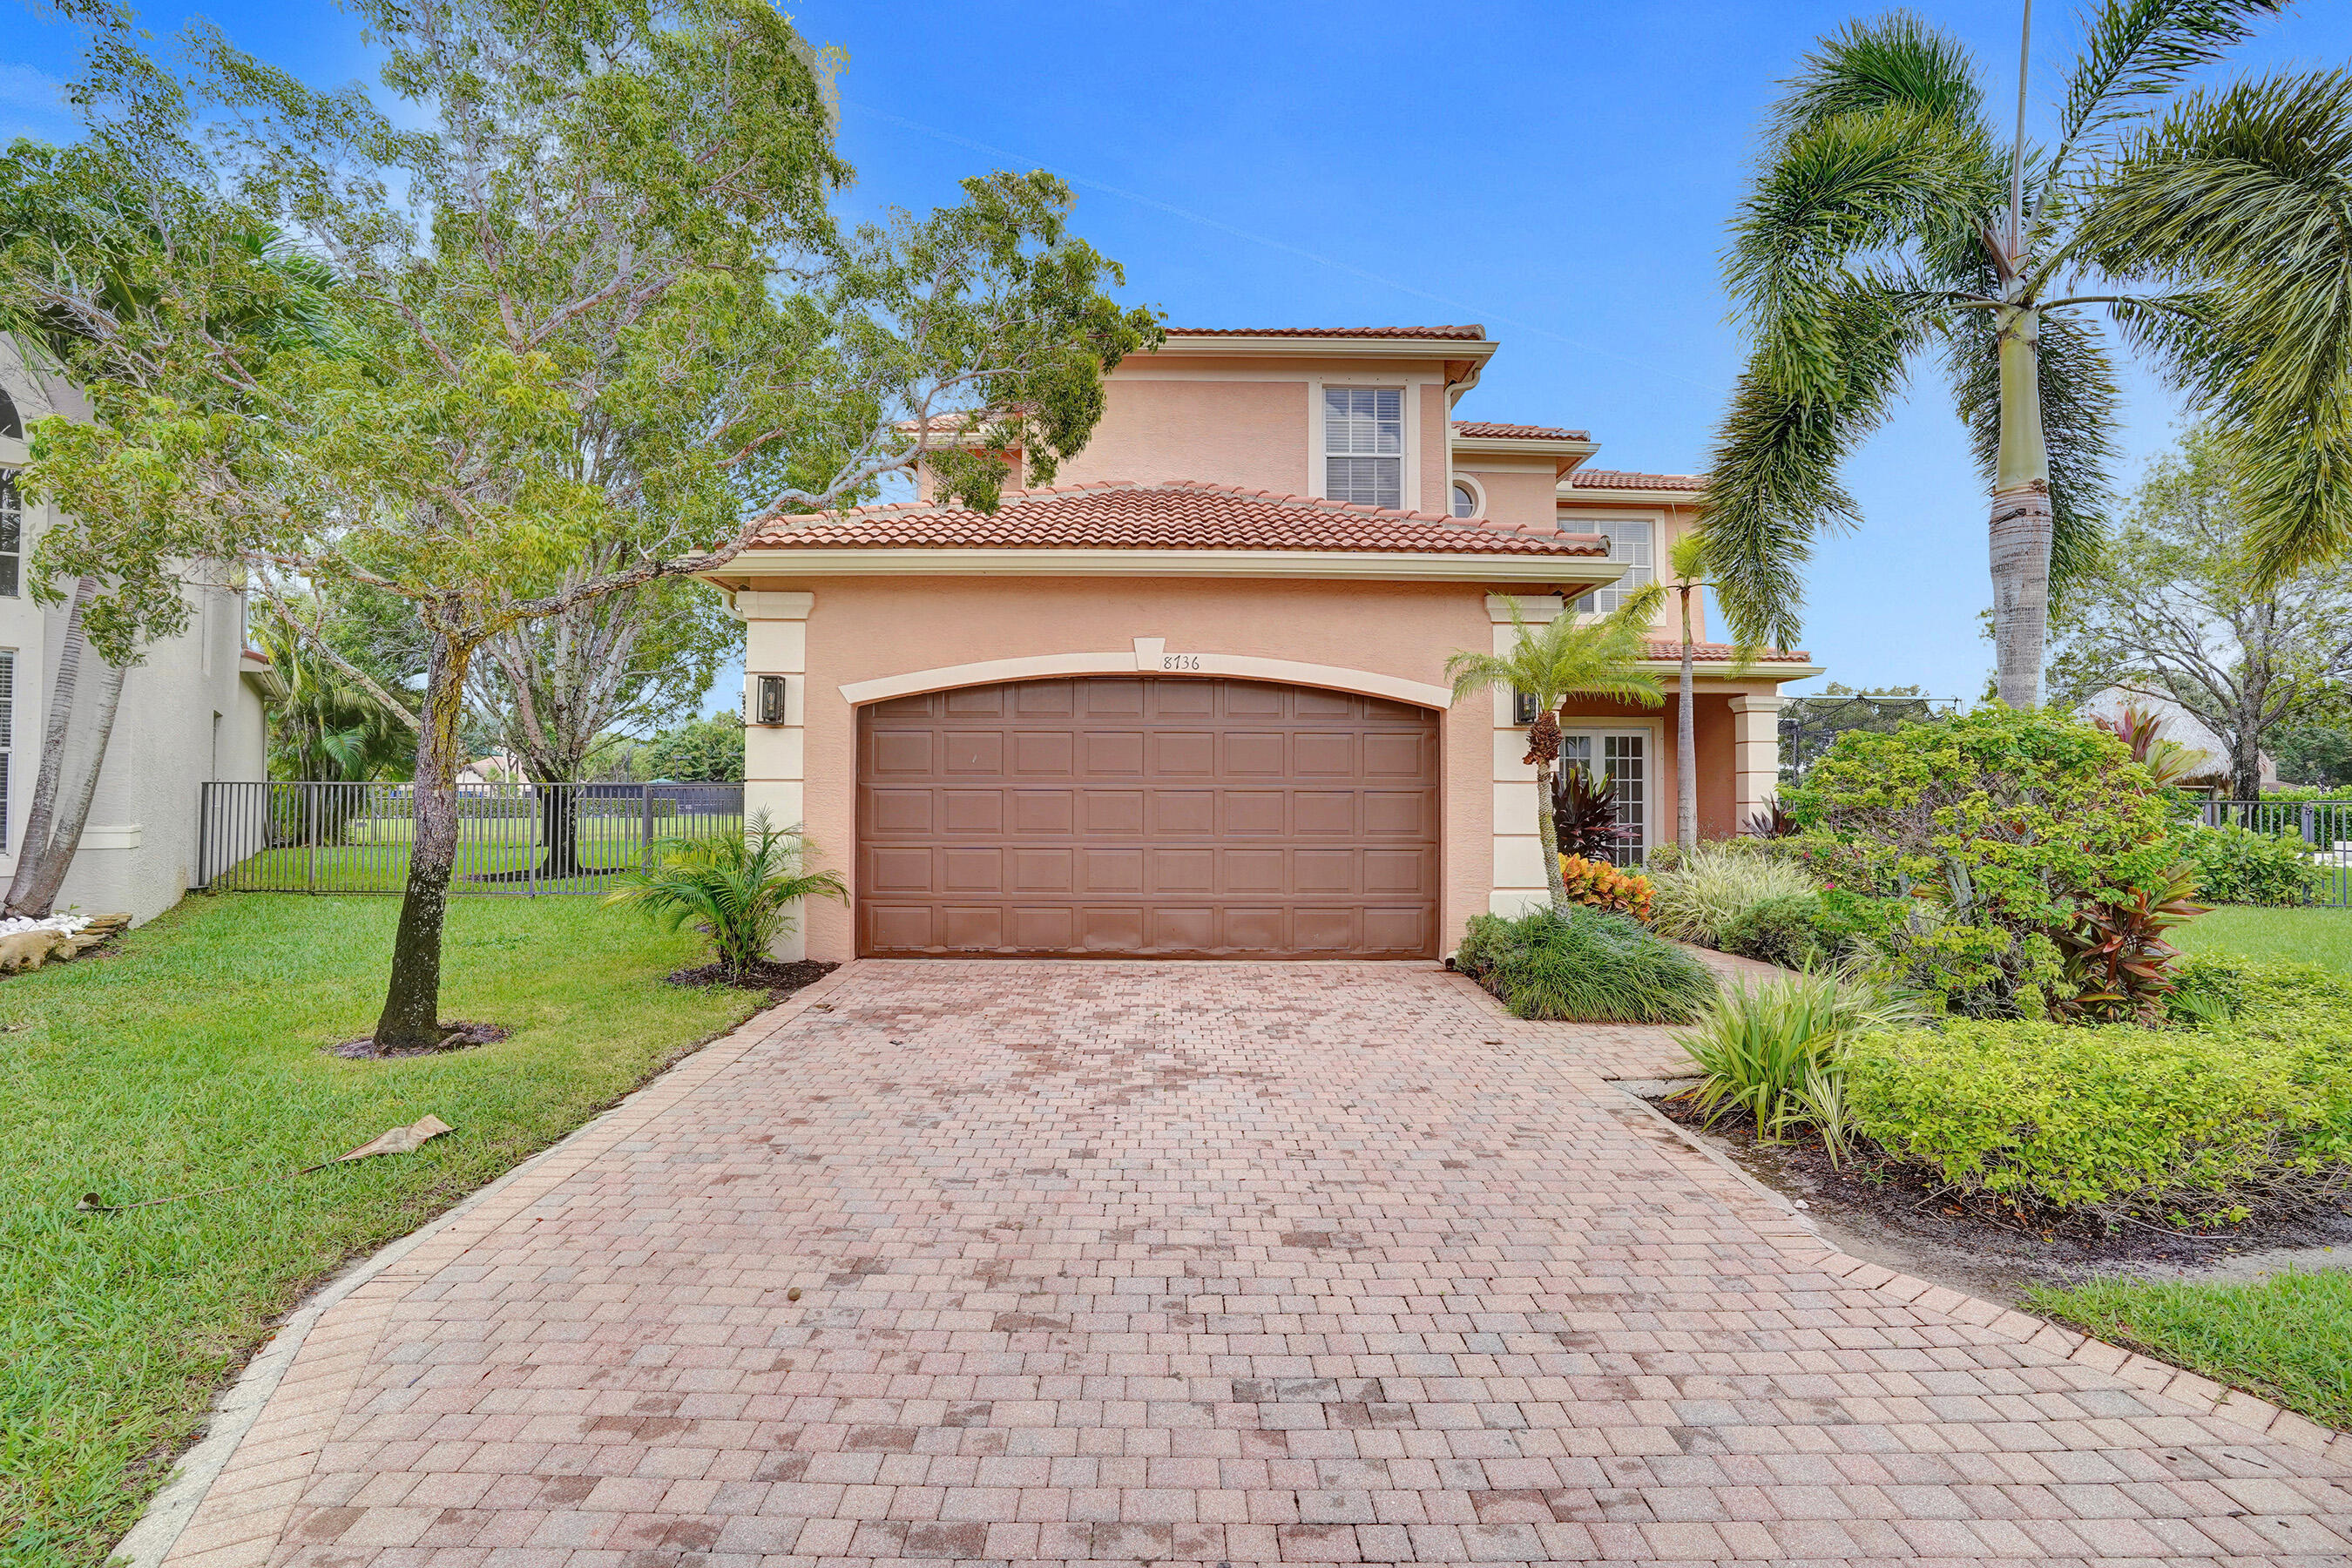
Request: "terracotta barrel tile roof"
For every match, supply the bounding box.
[1452,420,1592,441]
[1568,469,1707,491]
[1165,324,1487,341]
[747,480,1610,557]
[1643,639,1811,663]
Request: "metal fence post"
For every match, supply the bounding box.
[641,782,654,868]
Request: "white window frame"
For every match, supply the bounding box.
[1310,376,1423,510]
[0,471,18,600]
[1557,720,1662,864]
[1449,475,1485,518]
[1571,515,1659,614]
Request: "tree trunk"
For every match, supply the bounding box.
[373,633,474,1051]
[4,576,99,916]
[5,650,127,918]
[2233,734,2266,805]
[1990,303,2053,710]
[1534,757,1569,911]
[1677,588,1698,849]
[536,782,584,878]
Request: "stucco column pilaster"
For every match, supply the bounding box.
[1485,593,1562,916]
[735,590,813,959]
[1727,693,1786,829]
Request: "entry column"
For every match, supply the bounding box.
[736,589,812,959]
[1727,693,1786,829]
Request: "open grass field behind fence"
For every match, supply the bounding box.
[199,781,745,895]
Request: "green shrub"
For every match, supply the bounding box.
[1716,893,1831,970]
[2180,822,2322,906]
[1456,905,1716,1023]
[1785,707,2178,1017]
[1846,962,2352,1223]
[1675,969,1927,1161]
[1646,841,1820,946]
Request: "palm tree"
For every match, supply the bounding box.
[1706,2,2352,709]
[1447,586,1666,911]
[1666,530,1710,851]
[605,812,846,980]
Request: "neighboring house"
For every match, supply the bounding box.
[698,323,1821,963]
[0,343,276,923]
[2078,686,2279,794]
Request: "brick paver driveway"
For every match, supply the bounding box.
[159,962,2352,1567]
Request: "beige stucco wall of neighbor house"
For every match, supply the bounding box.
[731,574,1504,963]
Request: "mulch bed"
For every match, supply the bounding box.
[1648,1090,2352,1285]
[328,1020,511,1060]
[666,958,837,999]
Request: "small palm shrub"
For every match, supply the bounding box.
[604,812,846,978]
[1456,905,1716,1024]
[1675,970,1927,1163]
[1646,841,1820,946]
[1558,854,1655,921]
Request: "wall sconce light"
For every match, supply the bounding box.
[754,674,791,726]
[1512,689,1541,726]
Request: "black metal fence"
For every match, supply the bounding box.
[2198,798,2352,908]
[196,780,746,895]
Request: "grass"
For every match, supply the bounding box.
[2029,1270,2352,1432]
[0,895,762,1568]
[2174,904,2352,978]
[214,810,740,895]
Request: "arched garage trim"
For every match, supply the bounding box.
[838,649,1453,711]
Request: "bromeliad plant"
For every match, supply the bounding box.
[604,812,846,981]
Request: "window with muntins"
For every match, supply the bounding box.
[1324,386,1402,508]
[0,473,18,598]
[1574,519,1654,613]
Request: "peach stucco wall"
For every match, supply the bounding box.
[1052,377,1310,493]
[1556,693,1741,840]
[747,574,1498,963]
[1459,464,1558,531]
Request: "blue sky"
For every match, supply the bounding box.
[10,0,2352,708]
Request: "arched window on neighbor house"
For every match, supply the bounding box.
[0,383,20,440]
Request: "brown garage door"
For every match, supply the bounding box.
[856,676,1439,958]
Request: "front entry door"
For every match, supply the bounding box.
[1561,731,1649,866]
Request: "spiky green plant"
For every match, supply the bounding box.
[1456,904,1718,1024]
[1646,841,1821,946]
[1675,967,1929,1164]
[1447,587,1666,910]
[603,812,845,979]
[1708,2,2352,709]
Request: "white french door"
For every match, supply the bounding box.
[1559,730,1651,866]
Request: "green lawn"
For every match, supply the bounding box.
[2175,904,2352,977]
[0,896,761,1568]
[2030,1270,2352,1431]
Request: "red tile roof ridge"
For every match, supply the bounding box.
[1166,324,1486,341]
[1568,469,1707,491]
[1452,420,1594,441]
[1642,638,1811,663]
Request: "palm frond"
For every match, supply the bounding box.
[1444,589,1666,713]
[1703,279,1927,649]
[1767,11,1987,139]
[2080,70,2352,578]
[2050,0,2284,179]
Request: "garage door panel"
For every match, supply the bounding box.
[857,676,1437,959]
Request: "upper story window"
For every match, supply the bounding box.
[0,473,18,598]
[1324,386,1402,509]
[1574,518,1654,613]
[1450,481,1477,518]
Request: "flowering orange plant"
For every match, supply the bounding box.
[1557,854,1656,922]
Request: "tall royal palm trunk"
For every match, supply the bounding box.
[374,632,475,1050]
[1990,303,2053,710]
[1677,587,1698,848]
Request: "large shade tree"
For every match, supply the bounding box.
[1706,0,2352,707]
[22,0,1157,1048]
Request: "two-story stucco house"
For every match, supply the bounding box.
[0,343,276,923]
[698,324,1820,963]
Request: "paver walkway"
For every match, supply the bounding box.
[155,962,2352,1567]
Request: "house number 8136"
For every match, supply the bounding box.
[1160,652,1202,672]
